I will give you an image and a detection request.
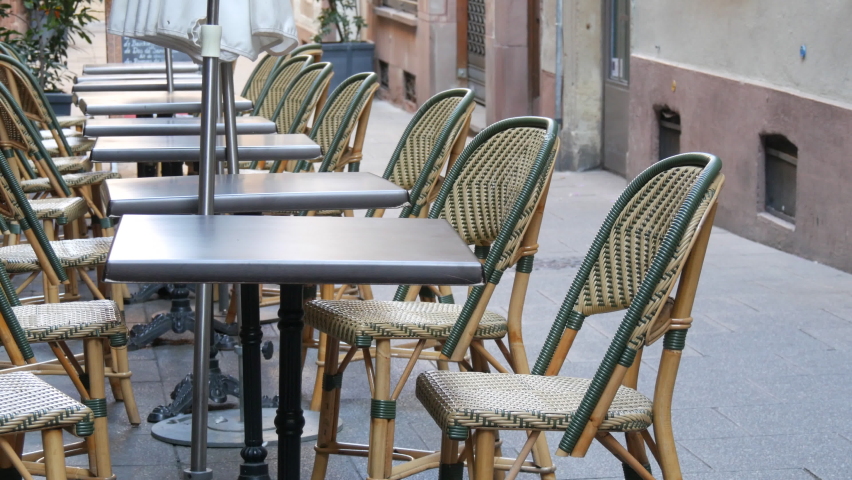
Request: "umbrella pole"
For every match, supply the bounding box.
[186,0,221,478]
[165,48,174,92]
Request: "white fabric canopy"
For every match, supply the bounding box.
[108,0,299,62]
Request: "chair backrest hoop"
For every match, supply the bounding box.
[241,54,275,99]
[271,62,334,135]
[252,55,313,119]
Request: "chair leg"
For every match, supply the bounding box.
[624,432,652,479]
[309,331,328,412]
[112,339,141,425]
[105,339,123,402]
[474,430,496,480]
[531,433,557,480]
[438,434,463,480]
[367,339,393,480]
[83,338,112,478]
[41,429,67,480]
[311,335,342,480]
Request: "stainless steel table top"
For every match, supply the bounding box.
[82,62,200,75]
[103,172,408,216]
[90,134,320,163]
[72,79,203,92]
[84,116,276,137]
[105,215,484,285]
[75,91,252,116]
[74,73,202,83]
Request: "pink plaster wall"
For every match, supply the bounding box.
[629,55,852,272]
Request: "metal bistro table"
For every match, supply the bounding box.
[72,78,204,92]
[90,134,320,163]
[75,91,253,116]
[104,214,483,480]
[82,62,201,75]
[84,117,276,137]
[74,73,202,83]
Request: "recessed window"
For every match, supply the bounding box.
[378,60,389,89]
[404,71,416,103]
[383,0,417,14]
[658,108,681,160]
[763,135,798,223]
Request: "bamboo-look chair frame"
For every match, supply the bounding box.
[303,89,477,410]
[415,153,725,480]
[0,55,90,159]
[308,117,559,480]
[251,55,313,121]
[0,82,116,237]
[244,62,333,171]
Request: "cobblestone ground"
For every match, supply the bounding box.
[18,25,852,478]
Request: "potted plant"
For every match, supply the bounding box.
[0,0,99,115]
[314,0,373,93]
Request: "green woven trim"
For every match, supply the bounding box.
[314,72,378,173]
[516,255,534,274]
[289,43,322,57]
[392,285,410,302]
[354,335,373,348]
[370,399,396,419]
[322,373,343,391]
[14,149,37,178]
[663,330,687,351]
[8,222,20,234]
[438,294,455,304]
[556,153,722,455]
[56,216,68,225]
[82,398,107,418]
[0,263,21,306]
[474,245,490,260]
[439,462,464,480]
[74,418,94,437]
[99,217,113,228]
[618,347,637,368]
[488,269,504,284]
[446,425,469,440]
[110,332,128,348]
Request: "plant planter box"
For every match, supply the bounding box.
[45,92,73,116]
[321,42,375,94]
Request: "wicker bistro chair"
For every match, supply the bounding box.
[303,88,477,410]
[0,372,96,480]
[251,55,314,122]
[0,55,93,158]
[307,117,559,480]
[414,153,725,480]
[0,82,118,237]
[241,54,277,102]
[289,42,323,63]
[0,270,136,479]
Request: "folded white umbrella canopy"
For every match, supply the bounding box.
[108,0,299,62]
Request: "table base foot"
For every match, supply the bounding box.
[182,468,213,480]
[148,356,240,423]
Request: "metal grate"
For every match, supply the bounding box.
[763,135,798,223]
[383,0,417,14]
[378,60,389,89]
[467,0,486,62]
[404,71,416,103]
[658,109,681,160]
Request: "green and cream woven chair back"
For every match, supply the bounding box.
[398,117,560,358]
[0,54,86,157]
[368,88,476,219]
[271,62,333,135]
[289,42,323,63]
[0,82,74,196]
[252,55,313,120]
[526,153,724,455]
[300,72,379,173]
[241,54,276,101]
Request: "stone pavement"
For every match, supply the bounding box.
[19,84,852,477]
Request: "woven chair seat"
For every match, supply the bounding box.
[12,300,125,342]
[0,372,93,436]
[2,197,88,223]
[55,115,87,129]
[415,371,653,434]
[43,137,96,156]
[0,236,112,273]
[305,300,507,346]
[40,128,82,140]
[27,156,90,174]
[21,171,121,193]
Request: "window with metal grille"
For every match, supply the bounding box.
[378,60,389,89]
[658,108,681,160]
[383,0,417,14]
[404,71,416,103]
[763,135,798,223]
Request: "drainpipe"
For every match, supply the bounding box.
[554,0,564,130]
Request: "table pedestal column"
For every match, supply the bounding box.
[239,284,270,480]
[276,285,308,480]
